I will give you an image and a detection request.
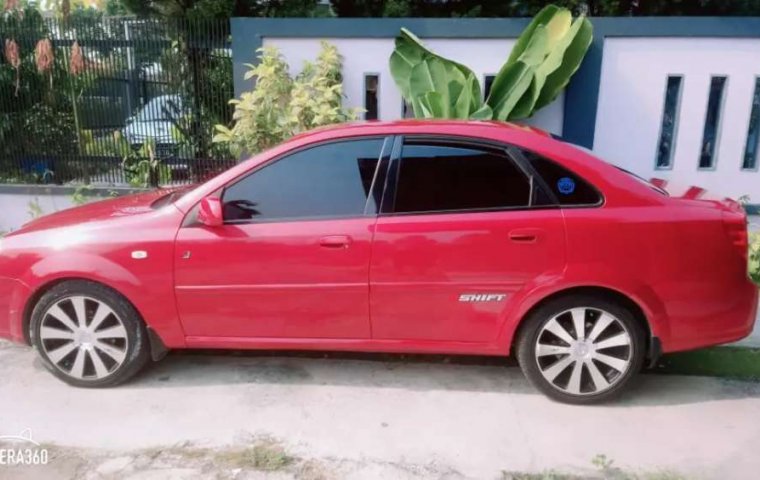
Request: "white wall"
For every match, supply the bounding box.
[594,38,760,201]
[0,192,75,233]
[263,37,565,136]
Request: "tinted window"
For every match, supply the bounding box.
[393,141,531,213]
[655,75,683,169]
[699,76,727,169]
[223,139,384,222]
[742,77,760,170]
[524,150,602,206]
[364,74,379,120]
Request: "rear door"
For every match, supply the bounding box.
[369,137,567,343]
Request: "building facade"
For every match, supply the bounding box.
[231,17,760,202]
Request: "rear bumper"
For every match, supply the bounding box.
[0,276,31,344]
[663,280,758,353]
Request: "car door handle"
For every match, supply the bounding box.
[509,229,542,243]
[319,235,352,248]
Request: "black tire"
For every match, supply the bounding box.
[515,294,646,405]
[30,280,151,388]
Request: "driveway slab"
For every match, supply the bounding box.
[1,340,760,479]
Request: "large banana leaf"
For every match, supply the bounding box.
[418,92,445,118]
[389,27,484,118]
[534,16,593,110]
[506,5,564,66]
[510,14,588,119]
[487,25,548,121]
[486,61,535,121]
[389,34,425,102]
[389,4,593,121]
[408,57,463,118]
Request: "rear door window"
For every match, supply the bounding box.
[393,140,532,214]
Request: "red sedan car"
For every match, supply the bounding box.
[0,121,755,404]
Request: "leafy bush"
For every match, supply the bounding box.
[749,232,760,286]
[122,139,172,188]
[20,104,79,155]
[81,130,131,158]
[213,42,360,156]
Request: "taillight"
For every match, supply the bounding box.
[723,212,749,263]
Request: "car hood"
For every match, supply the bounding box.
[10,189,179,236]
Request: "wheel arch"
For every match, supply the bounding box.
[508,285,655,359]
[21,277,168,360]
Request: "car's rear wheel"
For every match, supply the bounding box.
[516,295,646,404]
[30,280,151,387]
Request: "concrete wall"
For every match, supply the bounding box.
[0,186,143,233]
[594,38,760,201]
[0,190,74,233]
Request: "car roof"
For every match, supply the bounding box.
[288,120,553,143]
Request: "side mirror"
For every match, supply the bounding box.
[198,197,223,227]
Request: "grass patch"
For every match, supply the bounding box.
[502,473,584,480]
[654,346,760,381]
[502,455,689,480]
[216,439,295,471]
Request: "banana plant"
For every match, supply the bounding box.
[389,4,593,121]
[390,28,492,119]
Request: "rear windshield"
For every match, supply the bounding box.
[614,166,669,196]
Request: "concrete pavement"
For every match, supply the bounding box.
[1,340,760,479]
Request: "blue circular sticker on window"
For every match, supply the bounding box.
[557,177,575,195]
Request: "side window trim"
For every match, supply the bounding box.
[379,135,403,215]
[382,135,542,217]
[505,146,560,207]
[220,135,393,225]
[363,136,393,215]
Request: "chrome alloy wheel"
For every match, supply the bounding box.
[38,296,129,380]
[534,307,633,396]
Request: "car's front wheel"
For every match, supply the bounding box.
[516,295,646,404]
[30,280,151,387]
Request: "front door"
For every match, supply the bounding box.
[175,137,389,339]
[369,138,567,343]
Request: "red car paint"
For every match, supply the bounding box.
[0,121,756,356]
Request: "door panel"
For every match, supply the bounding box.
[174,137,389,339]
[175,219,374,338]
[369,210,566,342]
[369,137,567,343]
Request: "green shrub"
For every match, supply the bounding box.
[213,42,361,156]
[19,104,79,156]
[749,232,760,286]
[122,139,172,188]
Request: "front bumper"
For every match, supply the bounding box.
[0,276,31,344]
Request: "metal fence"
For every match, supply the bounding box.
[0,15,236,187]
